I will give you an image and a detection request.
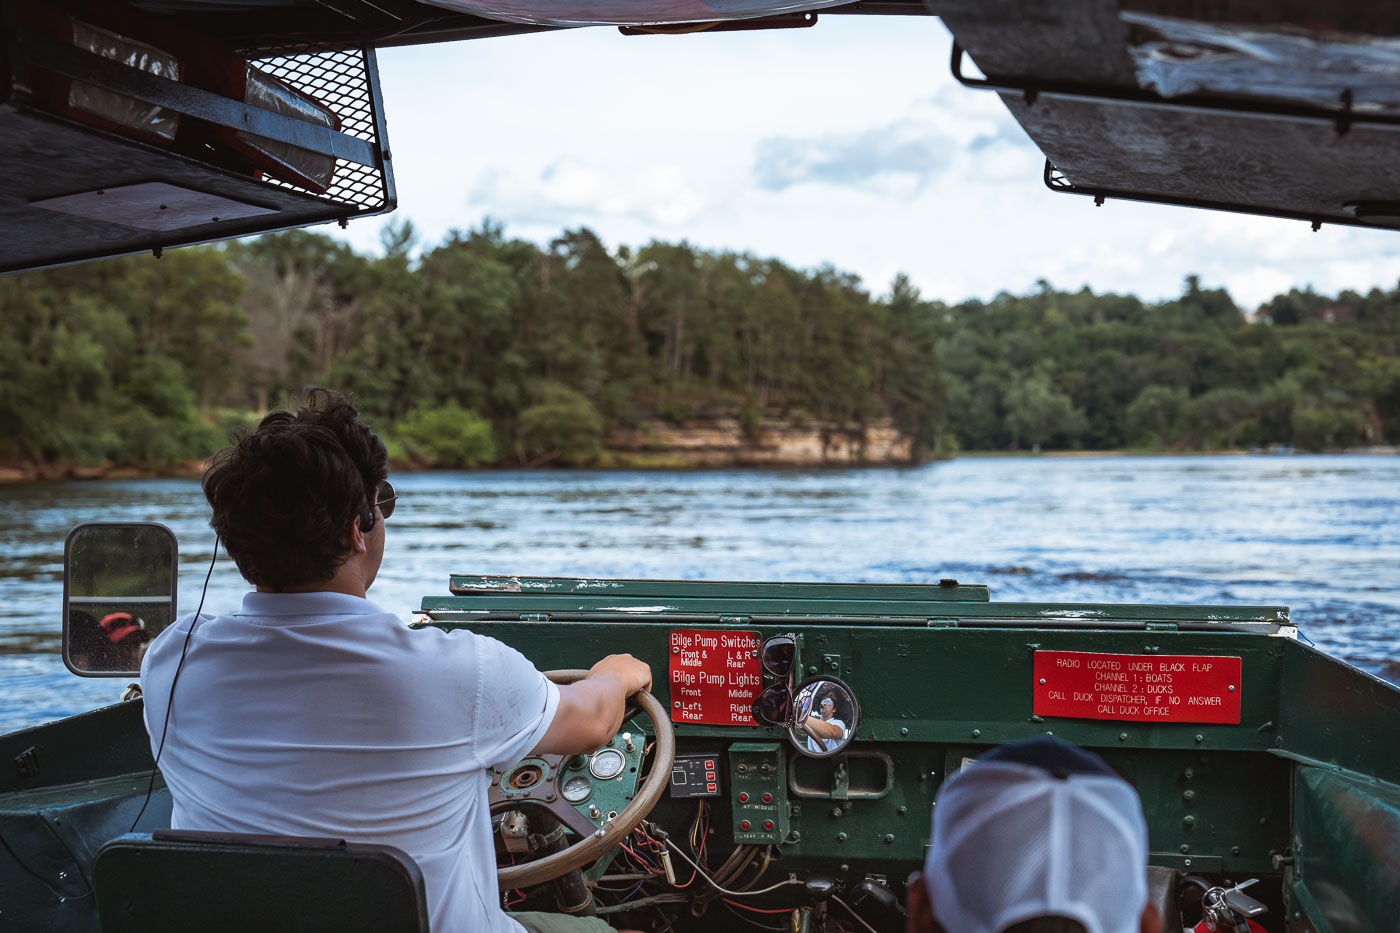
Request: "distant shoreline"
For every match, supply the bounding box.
[2,446,1395,485]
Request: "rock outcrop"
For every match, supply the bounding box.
[606,418,912,467]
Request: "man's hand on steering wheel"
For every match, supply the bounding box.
[587,653,653,696]
[532,654,652,757]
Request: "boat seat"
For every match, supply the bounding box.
[1147,865,1185,933]
[93,829,429,933]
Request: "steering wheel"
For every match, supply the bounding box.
[494,669,675,890]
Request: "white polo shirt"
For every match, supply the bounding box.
[141,591,559,933]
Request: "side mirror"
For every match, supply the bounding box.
[63,522,178,677]
[788,676,860,758]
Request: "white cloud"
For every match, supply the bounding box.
[328,18,1400,309]
[470,159,708,228]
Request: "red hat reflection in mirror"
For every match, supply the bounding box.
[100,612,144,643]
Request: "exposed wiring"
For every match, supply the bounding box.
[664,841,800,897]
[720,898,790,932]
[593,893,689,915]
[618,841,662,874]
[734,845,772,891]
[722,899,795,914]
[831,895,881,933]
[129,538,219,833]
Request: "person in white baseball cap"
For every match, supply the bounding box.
[906,736,1163,933]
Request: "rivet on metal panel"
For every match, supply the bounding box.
[1183,816,1196,828]
[672,646,679,654]
[831,808,843,818]
[1231,847,1242,857]
[971,729,981,738]
[1039,678,1047,685]
[837,832,847,842]
[900,727,909,735]
[1183,791,1196,802]
[1183,858,1192,867]
[884,834,895,844]
[673,701,680,709]
[1119,734,1128,742]
[897,806,907,816]
[1228,684,1236,692]
[1195,734,1205,744]
[1180,845,1190,854]
[1184,768,1195,780]
[1030,716,1043,723]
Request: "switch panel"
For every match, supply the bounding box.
[729,742,788,845]
[671,750,723,798]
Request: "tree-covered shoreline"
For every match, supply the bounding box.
[2,222,1397,476]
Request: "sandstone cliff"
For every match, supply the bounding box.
[605,417,913,467]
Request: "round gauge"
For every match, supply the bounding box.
[561,776,593,803]
[589,748,626,780]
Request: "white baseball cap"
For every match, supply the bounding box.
[923,738,1149,933]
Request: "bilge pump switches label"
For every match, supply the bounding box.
[669,629,761,726]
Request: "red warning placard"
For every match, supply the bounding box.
[669,629,762,726]
[1034,651,1242,724]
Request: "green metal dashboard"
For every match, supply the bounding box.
[421,575,1400,931]
[3,575,1400,931]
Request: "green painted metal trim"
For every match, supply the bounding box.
[422,594,1289,626]
[448,575,990,601]
[1287,880,1337,933]
[1291,766,1400,933]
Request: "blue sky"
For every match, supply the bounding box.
[330,16,1400,308]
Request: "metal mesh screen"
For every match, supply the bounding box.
[245,45,391,214]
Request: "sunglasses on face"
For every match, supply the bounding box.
[376,480,398,519]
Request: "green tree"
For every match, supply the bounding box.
[1293,406,1365,451]
[395,402,496,466]
[1186,388,1255,449]
[882,274,948,458]
[515,382,606,466]
[1004,373,1088,449]
[1125,386,1188,448]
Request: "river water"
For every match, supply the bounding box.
[3,455,1398,732]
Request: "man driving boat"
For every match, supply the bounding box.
[801,692,846,753]
[140,387,650,933]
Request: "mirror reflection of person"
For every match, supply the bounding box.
[802,694,847,753]
[68,609,104,671]
[139,388,647,933]
[100,612,151,670]
[69,609,150,671]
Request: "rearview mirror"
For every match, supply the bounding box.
[788,677,859,758]
[63,522,178,677]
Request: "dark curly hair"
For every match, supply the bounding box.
[203,388,388,590]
